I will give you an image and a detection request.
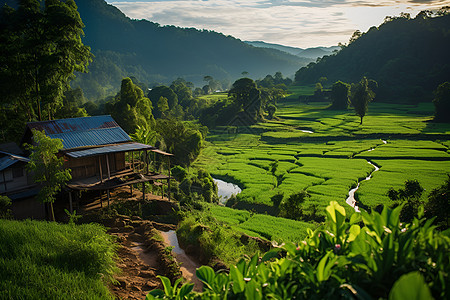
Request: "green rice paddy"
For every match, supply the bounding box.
[193,86,450,241]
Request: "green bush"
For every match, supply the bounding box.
[148,201,449,299]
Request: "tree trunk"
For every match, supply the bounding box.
[50,202,55,222]
[360,116,363,125]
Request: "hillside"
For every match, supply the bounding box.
[68,0,309,99]
[245,41,304,56]
[294,14,450,103]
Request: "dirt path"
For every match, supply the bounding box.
[106,216,180,299]
[78,187,181,299]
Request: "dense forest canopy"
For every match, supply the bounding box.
[295,12,450,103]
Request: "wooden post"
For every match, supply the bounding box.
[99,156,103,183]
[130,184,133,196]
[2,171,6,192]
[146,150,149,175]
[106,154,111,179]
[142,182,145,201]
[100,191,103,208]
[69,192,73,213]
[167,156,171,201]
[107,189,110,206]
[132,151,134,172]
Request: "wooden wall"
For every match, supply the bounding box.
[65,152,126,179]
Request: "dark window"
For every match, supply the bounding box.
[12,168,23,178]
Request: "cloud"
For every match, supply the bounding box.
[106,0,449,47]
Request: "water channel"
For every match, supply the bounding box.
[159,230,203,291]
[213,178,242,204]
[346,161,380,212]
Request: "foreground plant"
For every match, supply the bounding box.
[147,201,449,299]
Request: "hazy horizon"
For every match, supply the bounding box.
[105,0,448,48]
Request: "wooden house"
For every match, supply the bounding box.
[22,115,173,211]
[0,150,34,196]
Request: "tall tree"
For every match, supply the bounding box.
[0,0,92,122]
[349,77,376,125]
[26,130,71,221]
[432,82,450,122]
[106,77,155,134]
[330,81,350,109]
[228,78,263,124]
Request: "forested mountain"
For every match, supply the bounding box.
[245,41,304,56]
[295,13,450,103]
[246,41,339,60]
[65,0,309,100]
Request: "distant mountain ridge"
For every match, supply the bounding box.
[64,0,311,99]
[246,41,340,60]
[245,41,303,56]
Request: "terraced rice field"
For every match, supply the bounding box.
[193,87,450,240]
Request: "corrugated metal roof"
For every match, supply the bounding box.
[0,152,30,172]
[26,115,131,150]
[65,142,155,158]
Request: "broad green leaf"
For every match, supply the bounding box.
[230,265,245,294]
[261,249,280,262]
[245,280,262,300]
[326,201,346,230]
[196,266,216,290]
[389,272,434,300]
[178,283,194,299]
[146,289,165,299]
[316,251,333,282]
[348,224,361,242]
[157,275,173,297]
[350,213,362,225]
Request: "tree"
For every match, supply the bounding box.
[314,82,323,99]
[148,86,178,110]
[432,82,450,122]
[228,78,263,124]
[26,130,71,221]
[0,0,92,122]
[330,81,350,109]
[106,77,155,134]
[350,77,376,125]
[387,179,424,223]
[279,190,310,220]
[157,96,170,118]
[425,175,450,229]
[155,119,205,166]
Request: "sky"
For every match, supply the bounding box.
[105,0,450,48]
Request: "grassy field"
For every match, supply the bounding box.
[0,220,117,299]
[194,88,450,221]
[204,204,315,243]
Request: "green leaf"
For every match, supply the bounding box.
[245,280,262,300]
[261,249,280,262]
[348,224,361,242]
[146,289,165,299]
[230,265,245,294]
[389,272,434,300]
[326,201,346,229]
[157,275,174,297]
[316,251,333,282]
[178,283,194,299]
[350,212,362,225]
[196,266,216,290]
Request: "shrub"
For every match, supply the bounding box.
[148,201,449,299]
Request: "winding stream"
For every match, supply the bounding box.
[346,161,380,212]
[213,178,242,204]
[160,230,203,291]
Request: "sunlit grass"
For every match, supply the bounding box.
[0,220,117,299]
